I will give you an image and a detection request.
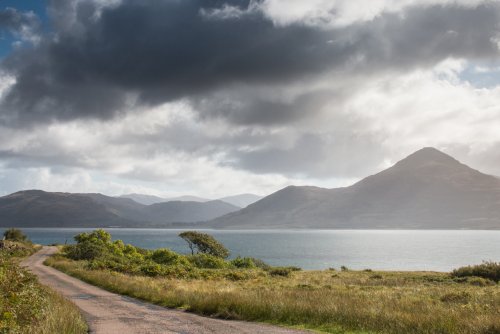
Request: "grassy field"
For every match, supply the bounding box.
[0,239,88,334]
[47,254,500,334]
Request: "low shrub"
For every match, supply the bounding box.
[466,277,496,287]
[151,248,190,266]
[2,228,29,242]
[231,256,256,269]
[64,241,107,260]
[249,257,271,270]
[224,271,255,281]
[188,253,229,269]
[451,262,500,283]
[140,263,165,277]
[440,291,471,304]
[268,267,293,277]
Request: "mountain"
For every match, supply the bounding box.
[119,193,168,205]
[218,194,263,207]
[0,190,134,227]
[209,147,500,229]
[119,194,210,205]
[147,200,241,223]
[120,193,262,206]
[0,191,240,227]
[166,195,210,203]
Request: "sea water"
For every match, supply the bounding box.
[2,228,499,271]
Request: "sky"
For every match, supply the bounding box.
[1,0,500,198]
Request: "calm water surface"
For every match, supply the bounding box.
[3,228,499,271]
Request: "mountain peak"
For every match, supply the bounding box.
[393,147,461,169]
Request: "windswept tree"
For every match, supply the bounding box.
[179,231,229,258]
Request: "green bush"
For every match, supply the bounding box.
[151,248,190,266]
[123,244,145,261]
[466,277,496,287]
[268,267,293,277]
[451,262,500,283]
[3,228,29,242]
[188,253,229,269]
[64,241,107,260]
[140,263,164,277]
[74,229,111,244]
[250,257,271,270]
[231,256,256,269]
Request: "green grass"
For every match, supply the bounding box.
[46,255,500,334]
[0,242,87,334]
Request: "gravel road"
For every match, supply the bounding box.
[22,246,311,334]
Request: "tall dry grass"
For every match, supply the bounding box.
[31,287,88,334]
[47,255,500,334]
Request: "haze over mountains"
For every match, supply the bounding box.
[210,148,500,229]
[1,147,500,229]
[119,193,262,207]
[119,194,209,205]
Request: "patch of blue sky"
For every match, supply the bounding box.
[459,61,500,89]
[0,0,47,58]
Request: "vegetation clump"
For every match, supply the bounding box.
[451,261,500,283]
[179,231,230,258]
[3,228,29,243]
[0,230,87,333]
[62,229,270,280]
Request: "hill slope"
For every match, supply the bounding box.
[0,191,240,227]
[0,190,133,227]
[120,193,260,206]
[218,194,263,207]
[118,193,169,205]
[147,200,241,223]
[209,148,500,229]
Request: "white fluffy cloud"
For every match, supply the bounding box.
[260,0,491,27]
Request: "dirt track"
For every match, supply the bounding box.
[22,246,311,334]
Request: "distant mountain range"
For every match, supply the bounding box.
[2,147,500,229]
[218,194,263,207]
[208,147,500,229]
[119,194,209,205]
[119,193,263,207]
[0,191,240,228]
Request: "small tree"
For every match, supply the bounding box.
[179,231,229,258]
[3,228,28,242]
[65,229,112,260]
[74,229,111,244]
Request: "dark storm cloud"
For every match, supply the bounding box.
[193,89,341,125]
[0,0,499,126]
